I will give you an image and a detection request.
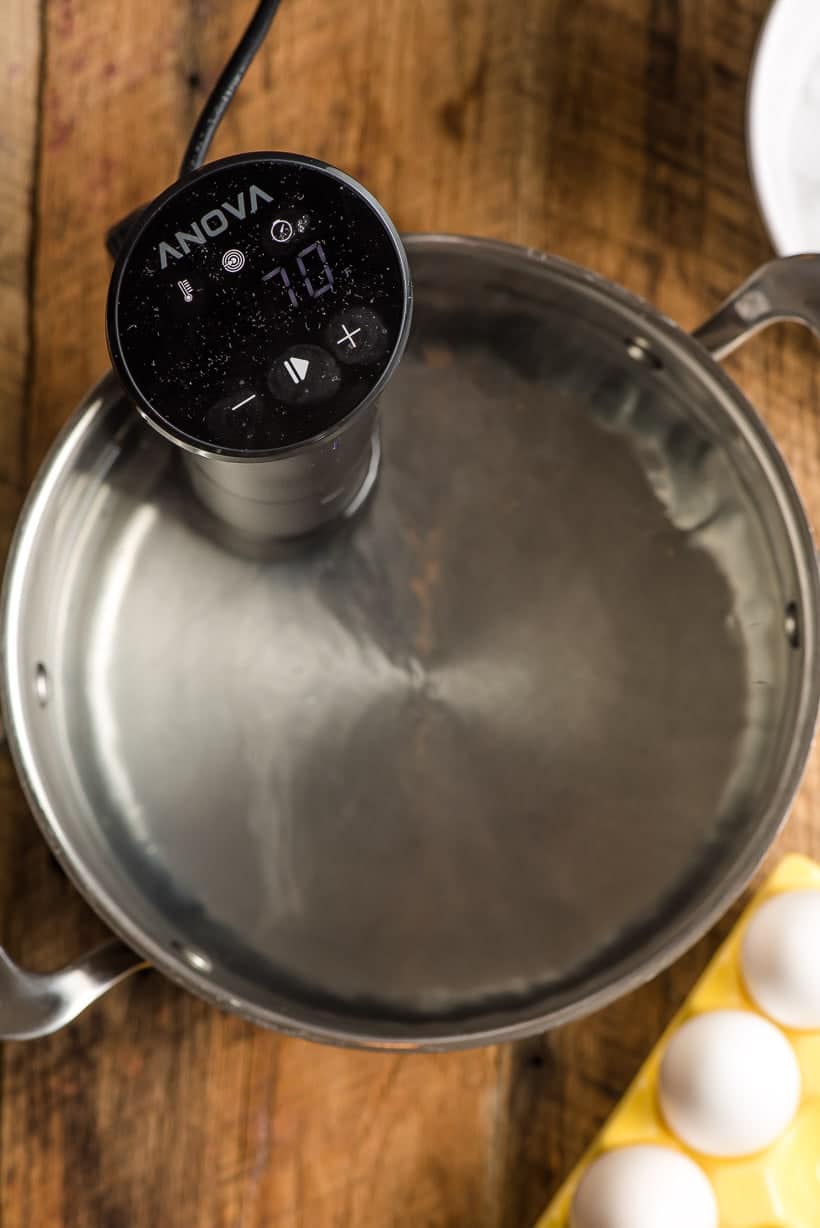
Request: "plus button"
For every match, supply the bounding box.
[337,324,362,350]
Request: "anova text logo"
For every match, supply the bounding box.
[157,184,274,269]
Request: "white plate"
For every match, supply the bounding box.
[748,0,820,254]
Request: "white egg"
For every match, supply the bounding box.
[569,1145,717,1228]
[658,1009,800,1156]
[741,889,820,1028]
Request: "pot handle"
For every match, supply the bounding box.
[0,593,144,1039]
[0,940,147,1040]
[0,658,145,1040]
[693,254,820,358]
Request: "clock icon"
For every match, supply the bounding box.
[271,218,294,243]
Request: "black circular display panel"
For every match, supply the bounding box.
[107,153,411,457]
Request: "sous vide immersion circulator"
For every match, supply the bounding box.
[107,151,412,538]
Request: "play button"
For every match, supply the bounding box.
[268,345,341,406]
[284,356,310,384]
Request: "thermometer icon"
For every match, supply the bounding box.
[177,279,194,303]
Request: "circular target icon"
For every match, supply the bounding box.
[221,248,245,273]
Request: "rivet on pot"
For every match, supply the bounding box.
[625,336,663,369]
[34,663,50,707]
[170,940,213,973]
[785,602,801,649]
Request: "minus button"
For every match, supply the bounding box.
[230,393,257,411]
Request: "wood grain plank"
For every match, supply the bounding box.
[2,0,819,1226]
[0,0,43,950]
[0,0,44,1201]
[0,0,40,525]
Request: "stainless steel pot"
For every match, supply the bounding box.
[1,236,819,1047]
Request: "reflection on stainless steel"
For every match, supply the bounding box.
[584,367,788,880]
[0,238,817,1046]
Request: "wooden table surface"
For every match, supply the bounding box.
[2,0,819,1224]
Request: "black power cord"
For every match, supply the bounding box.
[180,0,283,176]
[106,0,284,258]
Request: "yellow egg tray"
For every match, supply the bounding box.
[535,853,820,1228]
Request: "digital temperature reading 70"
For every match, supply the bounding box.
[263,241,334,305]
[107,152,411,457]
